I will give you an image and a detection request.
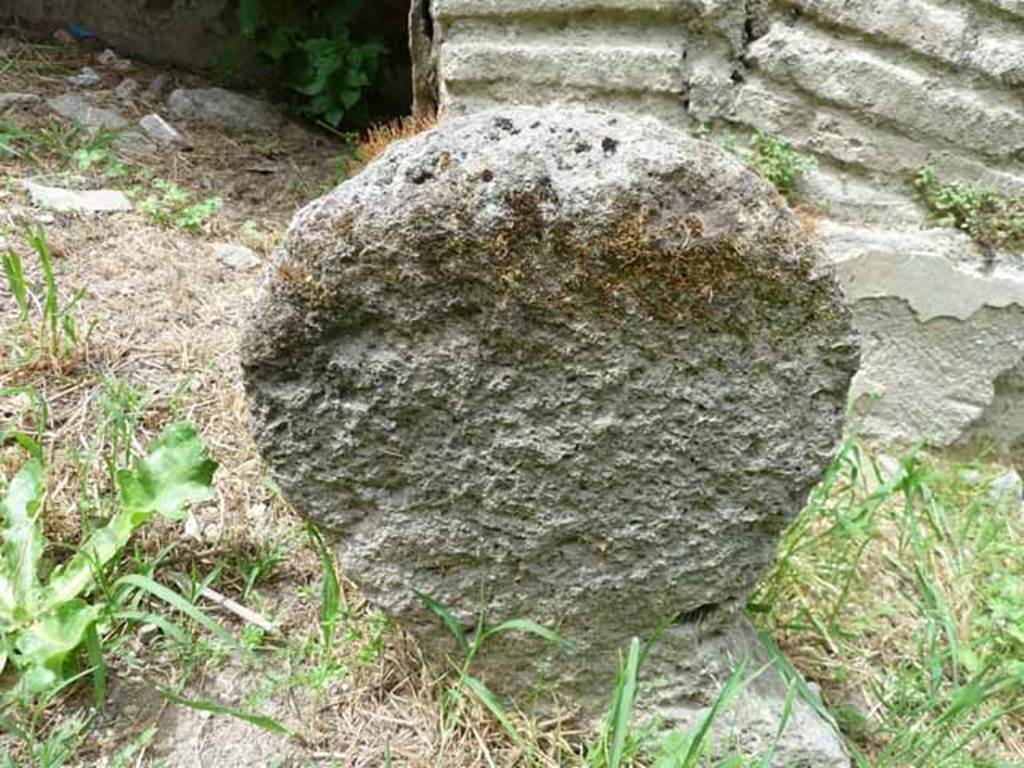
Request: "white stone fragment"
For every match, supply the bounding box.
[22,180,132,213]
[139,113,186,146]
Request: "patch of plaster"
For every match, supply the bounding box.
[822,221,1024,321]
[850,296,1024,446]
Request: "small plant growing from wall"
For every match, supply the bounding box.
[236,0,387,128]
[915,166,1024,252]
[747,130,817,196]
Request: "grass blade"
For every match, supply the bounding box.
[113,609,189,644]
[608,638,642,768]
[84,622,107,708]
[307,522,341,652]
[461,673,528,753]
[414,589,469,655]
[0,714,27,742]
[678,658,749,767]
[161,690,294,736]
[1,247,28,319]
[481,618,571,649]
[116,573,237,647]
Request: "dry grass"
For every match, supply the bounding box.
[3,30,1023,768]
[357,113,437,164]
[0,33,549,768]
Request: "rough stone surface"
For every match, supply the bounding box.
[22,181,132,213]
[428,0,1024,449]
[0,92,41,113]
[688,622,850,768]
[47,92,128,131]
[166,88,284,132]
[243,108,858,758]
[115,78,140,102]
[213,243,259,271]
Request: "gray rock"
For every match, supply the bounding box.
[139,113,185,146]
[213,243,259,271]
[22,181,132,213]
[988,470,1023,513]
[166,87,283,132]
[66,66,102,88]
[114,78,140,102]
[144,74,171,103]
[0,93,41,114]
[47,93,128,131]
[242,107,858,761]
[958,469,984,487]
[97,48,132,71]
[680,621,850,768]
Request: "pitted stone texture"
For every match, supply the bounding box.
[430,0,1024,449]
[242,109,858,721]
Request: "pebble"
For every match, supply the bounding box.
[213,243,261,271]
[97,48,132,71]
[22,180,132,213]
[114,78,140,101]
[66,66,102,88]
[988,469,1023,513]
[139,113,186,146]
[0,92,41,114]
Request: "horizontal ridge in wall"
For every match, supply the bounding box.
[441,41,686,94]
[746,22,1024,162]
[730,75,1024,195]
[781,0,1024,87]
[435,0,688,18]
[443,79,691,126]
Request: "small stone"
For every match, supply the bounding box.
[0,93,42,114]
[114,78,139,102]
[66,66,102,88]
[166,87,284,132]
[144,74,171,102]
[988,470,1023,512]
[138,113,185,146]
[213,243,260,271]
[22,180,132,213]
[97,48,132,71]
[958,469,984,487]
[47,92,129,131]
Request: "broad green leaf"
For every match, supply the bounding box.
[237,0,263,38]
[117,422,217,520]
[45,510,137,606]
[161,690,294,735]
[1,458,44,617]
[14,599,101,693]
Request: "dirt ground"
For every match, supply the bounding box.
[1,33,543,768]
